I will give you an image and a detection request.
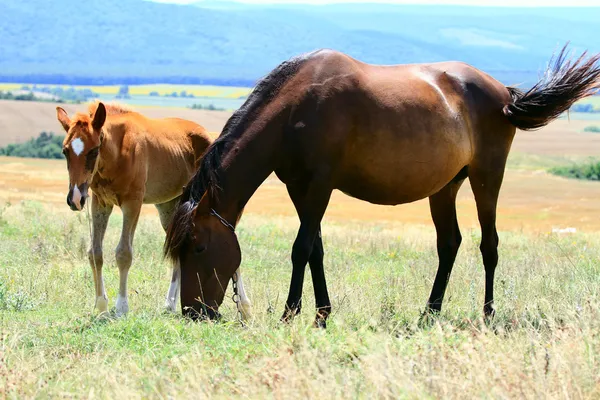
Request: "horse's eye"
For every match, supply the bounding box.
[194,245,206,255]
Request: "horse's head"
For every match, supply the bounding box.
[168,194,241,320]
[56,102,106,211]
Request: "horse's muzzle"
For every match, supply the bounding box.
[183,305,222,322]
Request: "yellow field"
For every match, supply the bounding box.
[0,83,252,98]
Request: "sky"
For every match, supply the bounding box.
[151,0,600,6]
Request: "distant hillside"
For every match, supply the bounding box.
[1,0,599,86]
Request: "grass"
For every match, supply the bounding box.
[1,200,600,398]
[550,161,600,181]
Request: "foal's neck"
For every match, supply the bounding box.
[93,122,122,181]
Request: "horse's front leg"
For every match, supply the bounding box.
[88,194,113,315]
[282,180,333,327]
[114,199,142,317]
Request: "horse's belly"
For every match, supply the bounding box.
[335,133,471,205]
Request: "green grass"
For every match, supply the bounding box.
[1,201,600,398]
[550,161,600,181]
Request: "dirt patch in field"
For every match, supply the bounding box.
[1,156,598,233]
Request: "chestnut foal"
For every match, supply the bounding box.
[57,102,252,317]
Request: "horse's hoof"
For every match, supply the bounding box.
[314,317,327,329]
[484,304,496,319]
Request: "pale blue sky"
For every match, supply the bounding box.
[152,0,600,6]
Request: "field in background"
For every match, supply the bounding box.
[0,83,252,112]
[0,83,252,98]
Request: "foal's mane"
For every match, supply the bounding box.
[164,51,315,260]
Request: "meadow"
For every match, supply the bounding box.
[1,105,600,398]
[1,200,599,398]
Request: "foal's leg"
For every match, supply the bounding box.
[156,197,182,313]
[426,177,466,314]
[88,194,113,314]
[469,168,504,318]
[283,182,333,327]
[114,199,142,316]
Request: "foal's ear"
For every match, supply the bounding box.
[92,102,107,132]
[56,107,71,132]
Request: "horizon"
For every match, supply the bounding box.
[151,0,600,7]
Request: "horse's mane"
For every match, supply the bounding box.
[88,101,133,116]
[164,51,316,260]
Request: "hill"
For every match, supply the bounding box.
[0,0,599,86]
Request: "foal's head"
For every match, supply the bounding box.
[56,102,106,211]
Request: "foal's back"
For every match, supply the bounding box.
[90,103,211,205]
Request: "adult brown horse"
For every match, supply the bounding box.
[165,46,600,326]
[57,102,253,317]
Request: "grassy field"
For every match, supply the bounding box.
[2,101,600,397]
[1,201,600,398]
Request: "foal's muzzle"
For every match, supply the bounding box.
[67,183,89,211]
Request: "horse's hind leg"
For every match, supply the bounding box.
[114,199,142,316]
[469,165,506,318]
[426,174,466,314]
[88,194,113,315]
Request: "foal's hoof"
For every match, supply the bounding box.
[95,296,109,314]
[114,295,129,317]
[164,297,178,313]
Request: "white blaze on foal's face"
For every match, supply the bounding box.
[71,137,85,156]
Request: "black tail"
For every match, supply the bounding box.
[504,44,600,131]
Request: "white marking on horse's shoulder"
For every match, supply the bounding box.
[71,138,85,156]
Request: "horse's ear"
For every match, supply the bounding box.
[92,102,107,132]
[192,193,211,219]
[56,107,71,132]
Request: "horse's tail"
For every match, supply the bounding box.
[503,45,600,131]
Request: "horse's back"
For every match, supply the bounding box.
[282,51,513,205]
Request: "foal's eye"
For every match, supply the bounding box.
[194,245,206,255]
[85,147,100,171]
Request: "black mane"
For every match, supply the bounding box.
[164,51,317,260]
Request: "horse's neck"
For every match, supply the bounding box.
[216,118,283,224]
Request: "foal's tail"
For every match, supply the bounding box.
[504,45,600,131]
